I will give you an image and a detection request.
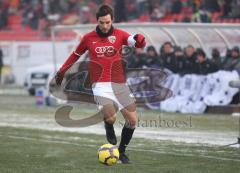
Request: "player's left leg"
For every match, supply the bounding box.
[118,103,137,164]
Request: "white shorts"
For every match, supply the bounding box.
[92,82,135,111]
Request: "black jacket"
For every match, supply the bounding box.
[160,53,176,72]
[194,59,219,75]
[0,49,3,67]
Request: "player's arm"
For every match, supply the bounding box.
[55,36,87,85]
[122,31,146,48]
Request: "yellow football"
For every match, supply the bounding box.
[97,143,119,166]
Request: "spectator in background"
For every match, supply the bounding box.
[225,48,232,59]
[0,1,9,30]
[192,6,212,23]
[124,48,146,68]
[210,48,222,69]
[171,0,182,14]
[147,0,155,15]
[203,0,220,12]
[28,6,40,30]
[184,44,196,74]
[0,48,3,84]
[222,48,232,68]
[221,0,233,18]
[194,48,219,74]
[142,45,160,68]
[21,3,42,30]
[10,0,20,13]
[191,0,202,13]
[231,0,240,18]
[49,0,62,14]
[223,46,240,72]
[173,46,186,75]
[136,0,147,17]
[160,42,175,72]
[114,0,127,22]
[42,0,49,15]
[125,0,138,21]
[77,6,91,24]
[150,7,164,21]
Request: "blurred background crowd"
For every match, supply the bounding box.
[0,0,239,80]
[124,43,240,75]
[0,0,240,34]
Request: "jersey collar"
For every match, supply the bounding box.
[96,25,114,38]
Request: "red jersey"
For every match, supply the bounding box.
[70,28,131,83]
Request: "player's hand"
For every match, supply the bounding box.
[134,34,146,48]
[55,72,63,86]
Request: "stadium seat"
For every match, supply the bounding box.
[8,15,22,30]
[211,12,221,22]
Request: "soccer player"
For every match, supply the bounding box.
[55,4,146,164]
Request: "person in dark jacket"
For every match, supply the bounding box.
[194,48,219,74]
[124,47,147,69]
[160,42,175,72]
[210,48,222,69]
[0,48,3,84]
[222,46,240,72]
[184,44,197,74]
[173,46,186,75]
[142,45,160,68]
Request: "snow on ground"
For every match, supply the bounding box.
[0,113,238,147]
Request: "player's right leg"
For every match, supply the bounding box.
[101,104,118,145]
[92,82,118,145]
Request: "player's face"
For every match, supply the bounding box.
[98,14,112,33]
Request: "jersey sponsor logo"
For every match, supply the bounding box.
[108,36,116,44]
[95,46,115,54]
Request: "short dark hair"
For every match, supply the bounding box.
[186,44,194,49]
[163,41,173,47]
[196,48,206,57]
[96,4,114,20]
[232,46,239,53]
